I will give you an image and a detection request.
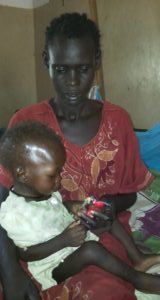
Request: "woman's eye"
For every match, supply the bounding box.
[79,66,89,73]
[54,66,67,73]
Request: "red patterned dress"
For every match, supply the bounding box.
[0,100,153,300]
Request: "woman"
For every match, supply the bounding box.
[0,13,153,300]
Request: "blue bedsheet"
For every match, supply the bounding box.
[136,123,160,172]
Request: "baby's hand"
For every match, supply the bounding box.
[61,221,86,247]
[70,203,84,220]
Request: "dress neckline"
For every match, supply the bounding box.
[45,99,106,149]
[10,187,51,202]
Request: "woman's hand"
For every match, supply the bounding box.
[3,266,41,300]
[64,201,83,219]
[61,221,86,247]
[70,203,84,219]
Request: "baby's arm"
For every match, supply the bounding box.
[64,200,113,234]
[18,221,86,262]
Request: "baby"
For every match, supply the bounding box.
[0,120,159,294]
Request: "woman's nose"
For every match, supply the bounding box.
[68,69,79,86]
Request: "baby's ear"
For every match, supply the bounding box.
[16,166,28,183]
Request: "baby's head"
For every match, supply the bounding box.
[0,121,66,197]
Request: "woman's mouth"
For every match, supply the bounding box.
[64,92,80,102]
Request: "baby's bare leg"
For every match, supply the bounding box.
[111,219,160,271]
[52,241,160,294]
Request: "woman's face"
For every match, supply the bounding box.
[48,36,99,107]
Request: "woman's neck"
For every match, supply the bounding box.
[50,97,91,121]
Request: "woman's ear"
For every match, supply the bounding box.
[48,62,53,78]
[42,49,53,78]
[16,166,28,183]
[95,51,101,70]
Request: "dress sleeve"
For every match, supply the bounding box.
[118,111,154,193]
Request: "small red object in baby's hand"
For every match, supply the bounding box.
[81,197,114,229]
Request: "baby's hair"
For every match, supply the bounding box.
[0,121,64,173]
[43,12,101,68]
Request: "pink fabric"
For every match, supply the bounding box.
[0,99,153,299]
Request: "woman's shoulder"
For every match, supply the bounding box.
[14,99,51,117]
[103,100,128,113]
[88,99,131,124]
[8,99,52,127]
[90,99,129,113]
[103,100,132,122]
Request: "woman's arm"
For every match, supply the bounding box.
[0,185,17,281]
[64,200,83,216]
[90,193,137,236]
[102,193,137,213]
[64,193,137,216]
[0,184,40,300]
[63,194,136,237]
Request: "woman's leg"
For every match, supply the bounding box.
[111,219,160,271]
[52,241,160,293]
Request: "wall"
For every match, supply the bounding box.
[97,0,160,128]
[1,0,160,128]
[0,5,37,126]
[34,0,90,101]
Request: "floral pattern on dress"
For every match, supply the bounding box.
[60,120,119,200]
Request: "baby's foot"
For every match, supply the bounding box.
[135,254,160,272]
[135,272,160,294]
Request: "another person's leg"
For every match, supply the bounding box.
[52,241,160,294]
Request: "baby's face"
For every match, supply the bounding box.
[23,142,66,197]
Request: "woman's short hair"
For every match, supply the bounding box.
[43,12,101,68]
